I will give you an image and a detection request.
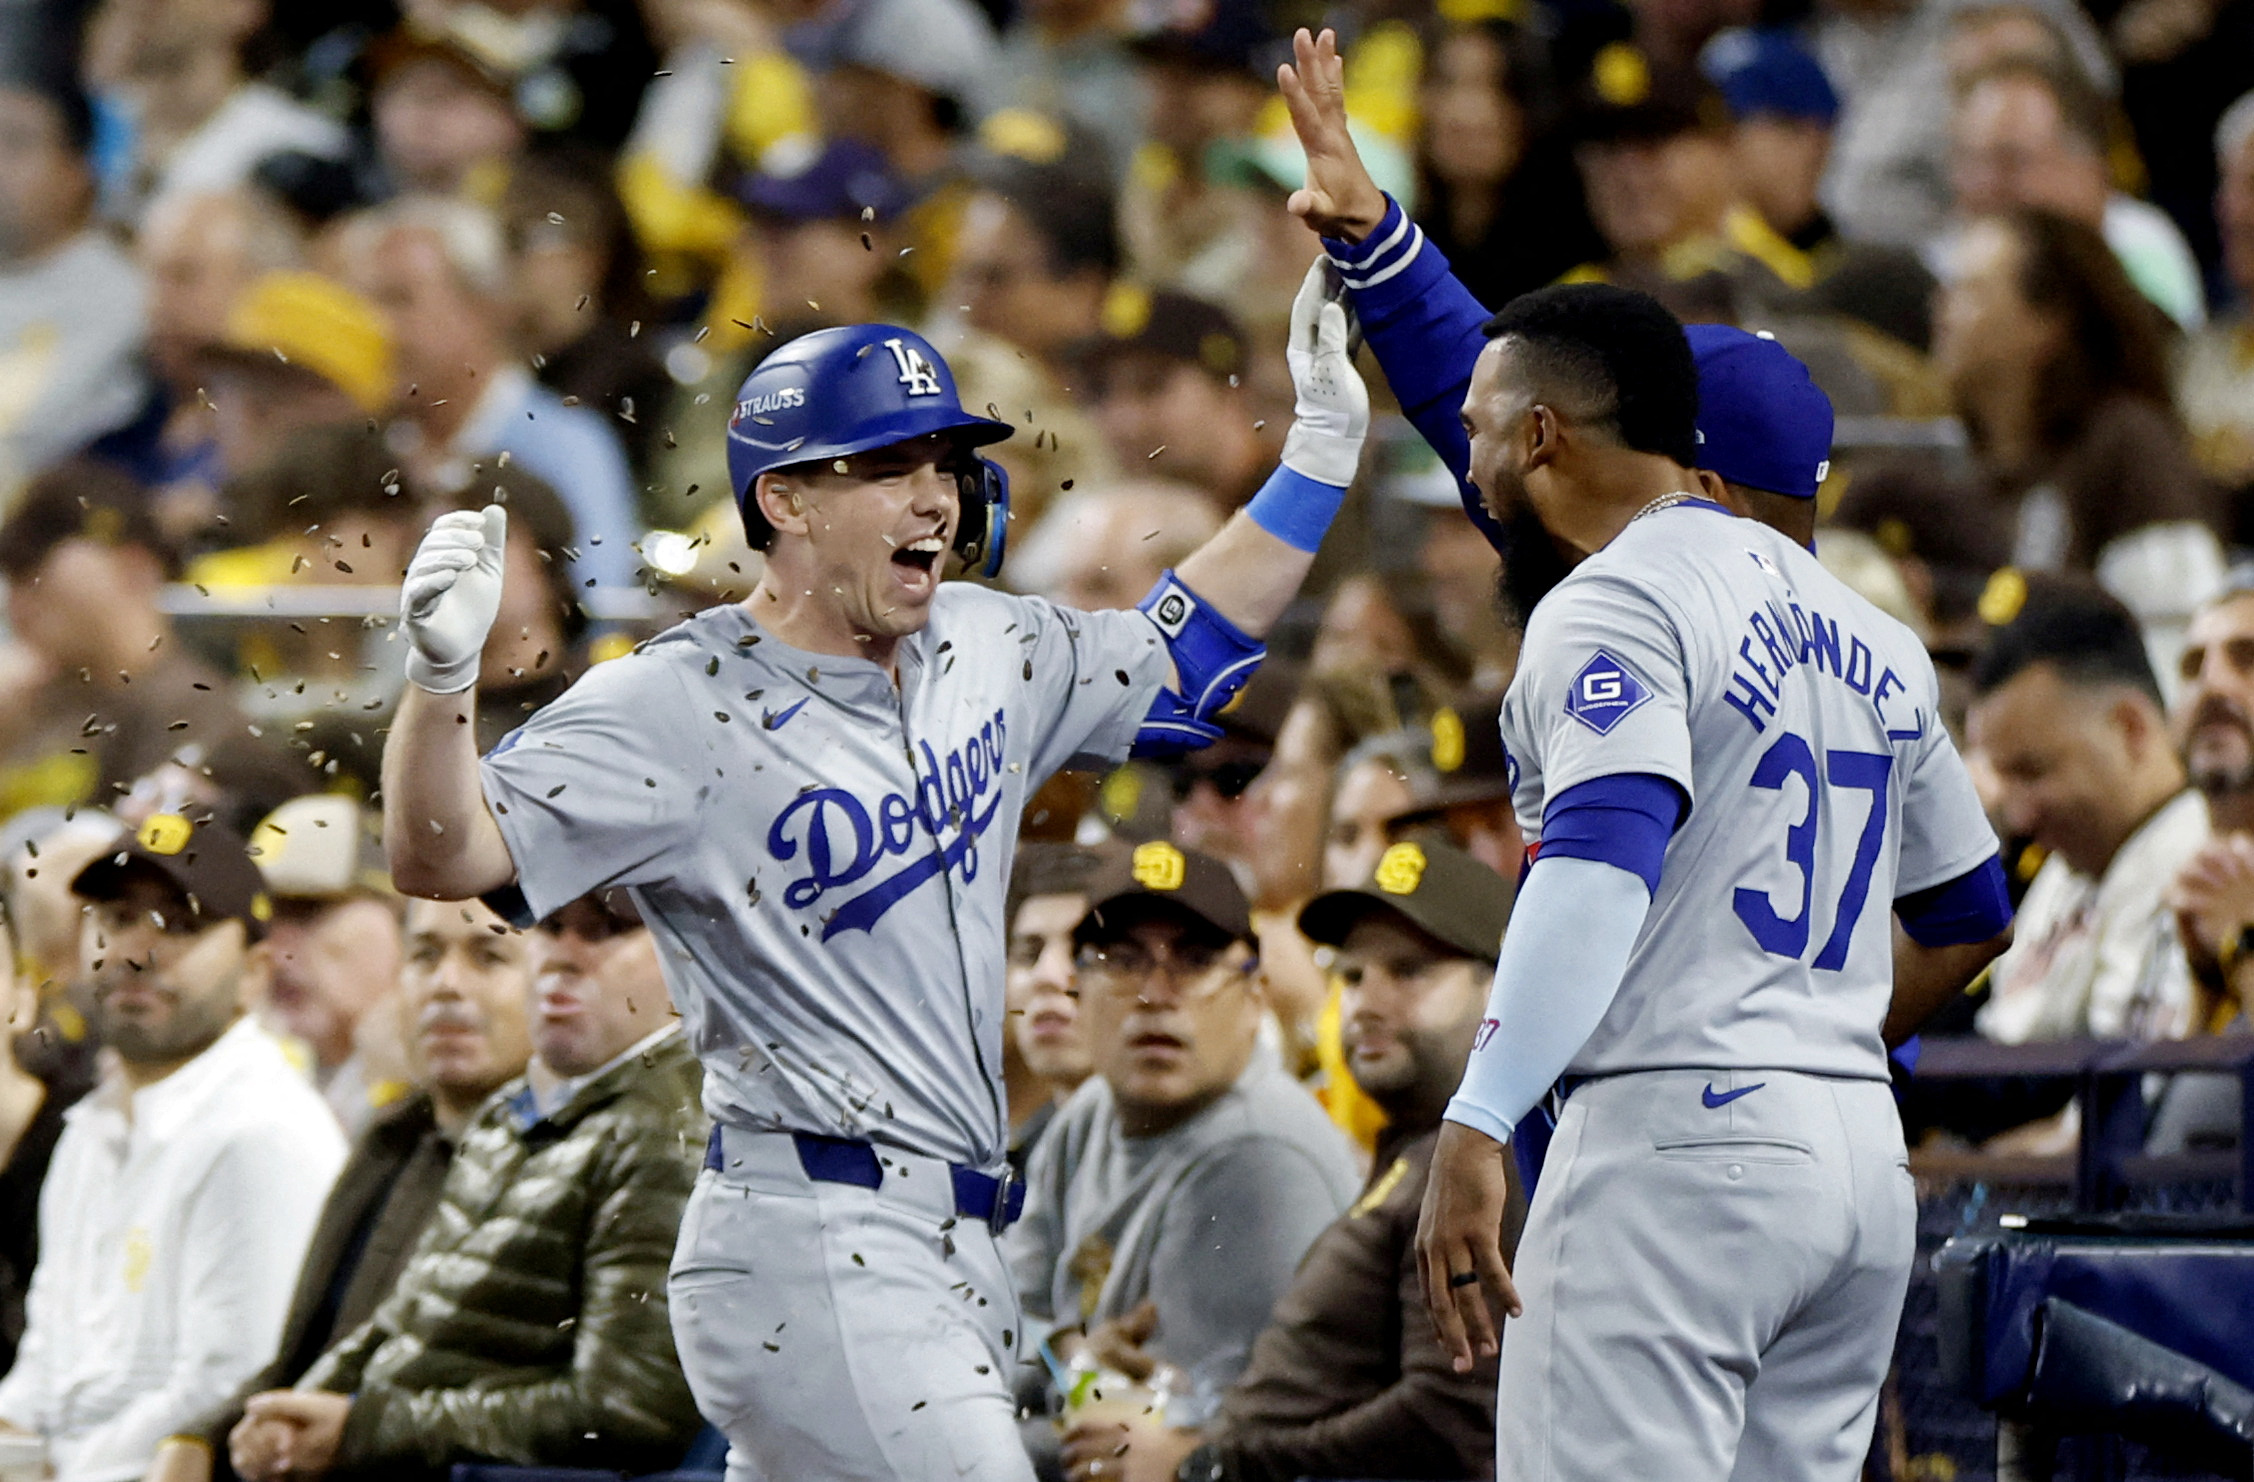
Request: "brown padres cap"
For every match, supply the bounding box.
[1075,841,1251,947]
[1298,838,1512,962]
[72,812,275,942]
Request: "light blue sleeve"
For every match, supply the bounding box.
[1444,855,1653,1143]
[478,653,707,920]
[1014,595,1173,780]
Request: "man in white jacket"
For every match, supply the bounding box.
[0,812,345,1482]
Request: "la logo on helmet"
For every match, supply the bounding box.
[884,338,943,396]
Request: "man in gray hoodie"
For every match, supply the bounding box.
[1008,843,1360,1471]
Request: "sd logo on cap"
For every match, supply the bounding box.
[137,813,193,855]
[1374,842,1428,896]
[1131,841,1187,892]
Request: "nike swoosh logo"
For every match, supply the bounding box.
[762,697,809,731]
[1702,1082,1766,1109]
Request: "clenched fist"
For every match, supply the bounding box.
[400,506,506,694]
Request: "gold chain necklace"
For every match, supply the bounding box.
[1630,492,1701,523]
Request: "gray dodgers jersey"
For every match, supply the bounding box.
[1503,503,1997,1081]
[480,583,1170,1169]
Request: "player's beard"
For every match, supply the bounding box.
[1494,504,1577,633]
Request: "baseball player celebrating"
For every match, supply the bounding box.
[1277,30,2017,1482]
[378,274,1368,1482]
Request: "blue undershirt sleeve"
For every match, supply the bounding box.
[1532,773,1688,893]
[1321,196,1505,553]
[1894,853,2012,947]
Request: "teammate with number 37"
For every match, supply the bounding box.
[1406,289,2015,1482]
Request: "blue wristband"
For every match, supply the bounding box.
[1245,463,1347,554]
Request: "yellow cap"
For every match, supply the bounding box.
[221,272,396,416]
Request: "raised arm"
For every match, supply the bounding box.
[381,508,518,900]
[1121,260,1369,759]
[1170,261,1367,637]
[1280,26,1504,552]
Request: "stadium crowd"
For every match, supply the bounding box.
[0,0,2248,1476]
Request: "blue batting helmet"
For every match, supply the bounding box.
[725,324,1016,577]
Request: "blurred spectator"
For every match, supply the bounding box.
[0,811,123,993]
[366,32,529,201]
[1415,19,1602,312]
[229,887,701,1482]
[1702,27,1841,254]
[156,894,534,1482]
[2152,586,2254,1155]
[0,814,346,1481]
[803,0,998,300]
[1307,578,1464,714]
[1828,459,2018,675]
[937,139,1122,511]
[1814,0,2112,250]
[245,795,404,1135]
[426,463,593,753]
[1080,290,1270,505]
[0,892,95,1379]
[1066,840,1517,1482]
[0,461,303,829]
[1013,480,1221,612]
[188,421,418,792]
[1392,478,1515,694]
[2179,91,2254,493]
[375,0,657,154]
[613,0,814,302]
[1932,209,2224,644]
[501,149,669,473]
[347,196,640,587]
[2171,585,2254,955]
[196,271,395,496]
[1385,698,1526,881]
[1325,732,1439,895]
[0,72,149,492]
[1010,844,1359,1462]
[732,133,908,336]
[1117,0,1274,305]
[1946,57,2207,327]
[81,0,347,223]
[994,0,1143,176]
[117,187,304,495]
[197,418,411,584]
[1168,658,1294,874]
[650,134,909,534]
[1968,586,2204,1063]
[1006,841,1102,1170]
[1564,58,1811,322]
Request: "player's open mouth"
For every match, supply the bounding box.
[890,535,945,594]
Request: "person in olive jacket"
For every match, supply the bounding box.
[226,889,705,1482]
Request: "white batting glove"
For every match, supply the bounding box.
[1280,259,1370,489]
[400,506,506,694]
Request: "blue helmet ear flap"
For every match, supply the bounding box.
[953,456,1009,579]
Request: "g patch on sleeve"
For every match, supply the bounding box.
[1564,650,1651,735]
